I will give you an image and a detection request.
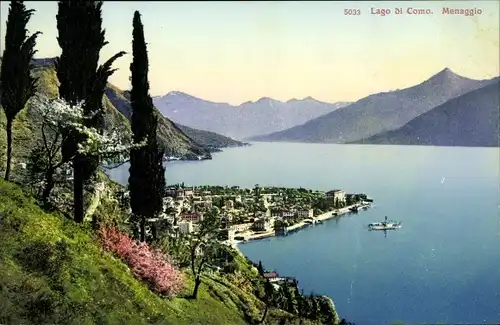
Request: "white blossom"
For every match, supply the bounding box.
[30,94,146,164]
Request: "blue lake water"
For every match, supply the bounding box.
[107,142,500,325]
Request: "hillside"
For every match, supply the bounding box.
[0,58,215,166]
[249,68,498,144]
[176,124,248,151]
[153,91,349,140]
[112,88,246,151]
[0,178,339,325]
[354,80,500,147]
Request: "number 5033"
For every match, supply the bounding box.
[344,9,361,15]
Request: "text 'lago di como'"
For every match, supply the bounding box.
[344,7,483,16]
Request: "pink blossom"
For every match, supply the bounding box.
[98,227,184,296]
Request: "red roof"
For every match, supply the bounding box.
[263,272,278,278]
[182,212,201,217]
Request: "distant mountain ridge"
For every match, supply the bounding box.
[153,92,350,140]
[354,80,500,147]
[111,89,246,151]
[249,68,498,144]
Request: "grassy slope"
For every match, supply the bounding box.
[0,179,325,325]
[0,179,242,324]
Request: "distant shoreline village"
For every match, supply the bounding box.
[143,184,373,247]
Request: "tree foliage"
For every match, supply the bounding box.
[0,0,40,180]
[24,95,140,204]
[55,1,125,223]
[128,10,165,241]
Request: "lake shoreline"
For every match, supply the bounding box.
[237,203,369,244]
[107,142,500,323]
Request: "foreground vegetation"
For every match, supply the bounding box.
[0,178,343,325]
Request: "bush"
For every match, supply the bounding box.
[98,226,184,296]
[16,240,71,277]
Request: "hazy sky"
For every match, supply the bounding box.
[1,1,499,105]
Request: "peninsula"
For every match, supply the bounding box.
[154,184,373,244]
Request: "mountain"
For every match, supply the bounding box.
[106,88,246,152]
[153,92,349,140]
[0,58,244,168]
[354,80,500,147]
[249,68,498,143]
[175,124,248,152]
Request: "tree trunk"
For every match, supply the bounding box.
[140,217,146,242]
[41,167,56,203]
[259,303,269,324]
[151,222,157,242]
[191,275,202,299]
[4,119,13,181]
[73,157,85,223]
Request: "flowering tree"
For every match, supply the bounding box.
[99,226,184,296]
[55,1,126,223]
[26,94,144,204]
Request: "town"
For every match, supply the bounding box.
[141,183,373,244]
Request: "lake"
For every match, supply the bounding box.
[107,142,500,325]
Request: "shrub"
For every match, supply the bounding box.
[98,226,184,296]
[16,240,71,277]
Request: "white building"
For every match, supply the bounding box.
[253,218,273,231]
[179,221,193,234]
[230,223,253,232]
[326,189,346,203]
[225,200,234,210]
[297,209,313,219]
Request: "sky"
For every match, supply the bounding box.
[1,1,499,105]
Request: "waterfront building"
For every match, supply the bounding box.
[326,189,346,203]
[282,211,296,220]
[297,208,314,219]
[230,223,253,232]
[252,217,273,231]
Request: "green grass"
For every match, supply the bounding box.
[0,178,327,325]
[0,179,245,324]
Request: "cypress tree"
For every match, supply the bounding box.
[257,260,265,275]
[129,11,165,242]
[0,0,40,181]
[55,1,124,223]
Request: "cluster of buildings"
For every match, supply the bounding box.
[161,186,250,236]
[151,185,350,241]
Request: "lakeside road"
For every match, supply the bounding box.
[315,205,356,221]
[239,204,366,242]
